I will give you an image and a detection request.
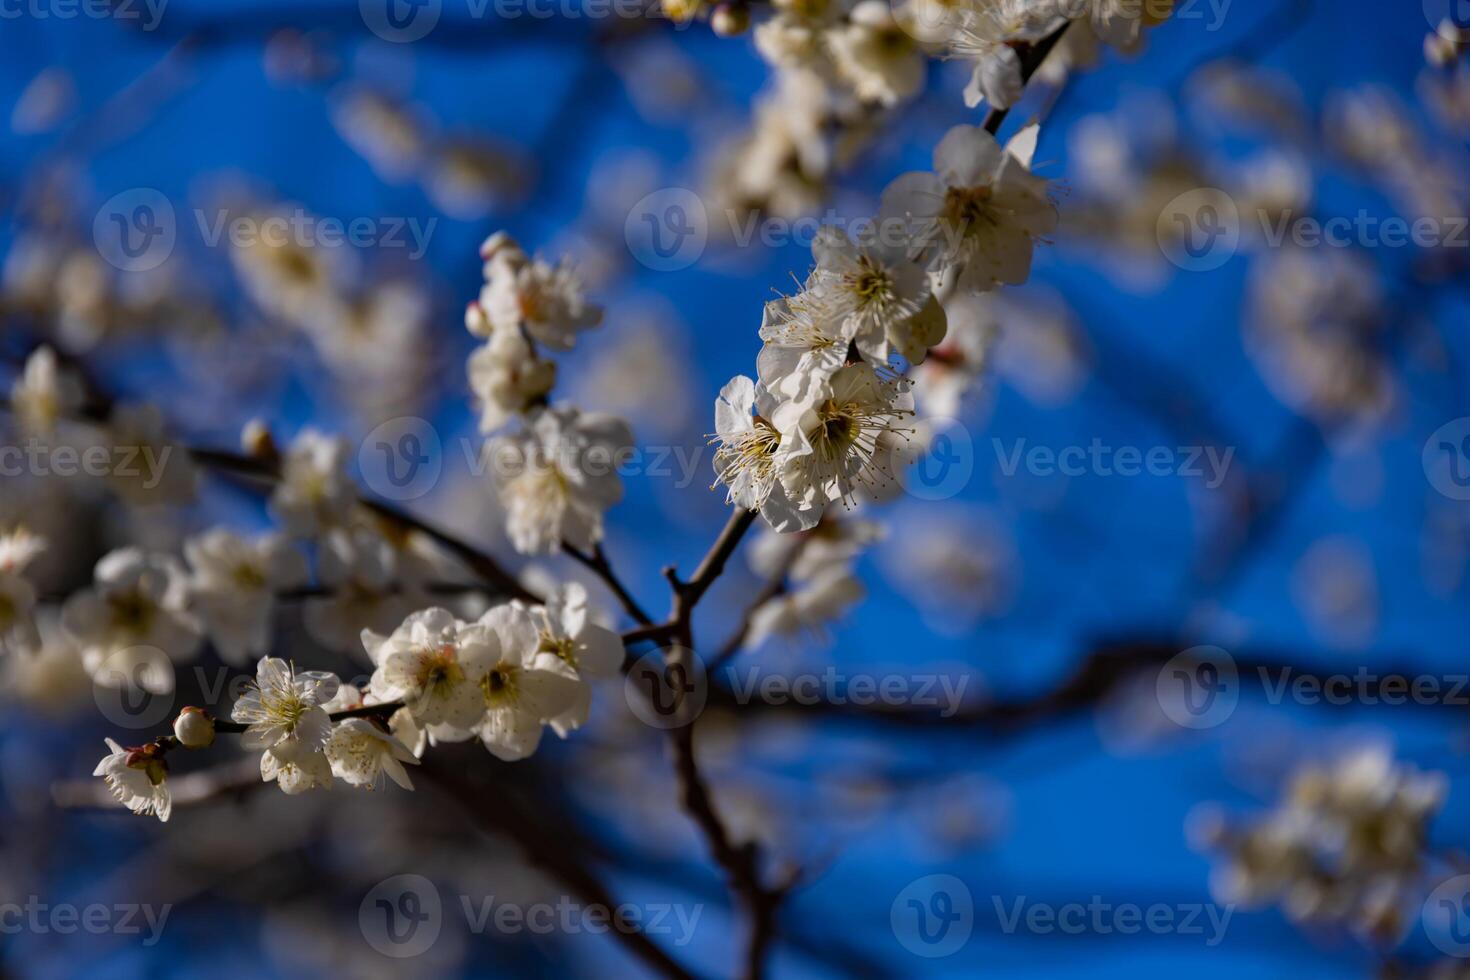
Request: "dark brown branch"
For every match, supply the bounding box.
[654,507,785,980]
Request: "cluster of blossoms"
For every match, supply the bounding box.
[94,581,622,818]
[712,121,1055,531]
[743,517,879,646]
[1191,747,1447,944]
[464,233,634,555]
[703,0,1168,218]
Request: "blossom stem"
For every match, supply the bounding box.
[982,21,1072,136]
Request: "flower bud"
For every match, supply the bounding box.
[711,3,749,36]
[173,707,216,749]
[241,419,279,463]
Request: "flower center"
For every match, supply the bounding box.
[107,590,155,634]
[849,258,893,306]
[538,631,578,667]
[419,647,465,697]
[944,185,996,233]
[234,562,267,589]
[481,665,518,707]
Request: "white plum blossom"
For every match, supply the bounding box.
[950,0,1068,110]
[912,289,998,417]
[806,225,947,365]
[9,346,83,436]
[478,237,602,351]
[472,603,582,760]
[231,657,340,761]
[93,738,171,821]
[490,406,632,555]
[271,428,355,537]
[325,718,419,790]
[771,362,915,519]
[747,564,865,648]
[757,291,854,401]
[711,376,816,532]
[184,529,307,665]
[261,747,335,795]
[365,607,494,732]
[827,1,925,107]
[525,582,622,736]
[748,514,884,582]
[62,548,201,693]
[466,312,557,433]
[881,124,1057,292]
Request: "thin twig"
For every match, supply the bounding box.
[564,541,655,626]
